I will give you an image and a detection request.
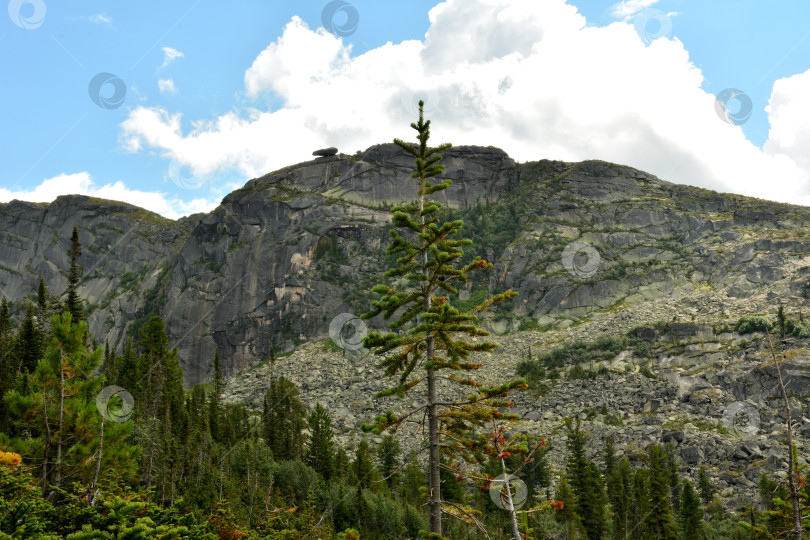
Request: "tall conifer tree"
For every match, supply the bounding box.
[65,227,84,323]
[361,100,522,536]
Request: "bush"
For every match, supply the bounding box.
[736,316,772,334]
[273,460,323,504]
[363,490,404,539]
[786,319,810,338]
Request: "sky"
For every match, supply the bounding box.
[1,0,809,219]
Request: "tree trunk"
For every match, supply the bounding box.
[41,387,51,498]
[420,171,442,536]
[427,356,441,534]
[48,348,66,503]
[88,416,104,506]
[499,457,522,540]
[768,334,803,540]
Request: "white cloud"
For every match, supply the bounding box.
[89,12,114,27]
[610,0,660,18]
[158,78,177,94]
[120,0,810,208]
[764,69,810,183]
[0,172,219,220]
[160,47,184,69]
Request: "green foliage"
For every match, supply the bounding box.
[736,315,772,334]
[359,100,523,536]
[306,403,336,481]
[565,419,606,539]
[679,480,704,539]
[66,227,84,323]
[263,376,308,462]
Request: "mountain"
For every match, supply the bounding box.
[2,143,809,387]
[3,142,810,510]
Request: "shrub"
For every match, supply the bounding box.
[736,316,772,334]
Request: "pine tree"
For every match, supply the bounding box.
[262,376,307,461]
[646,444,679,540]
[209,349,223,443]
[630,467,651,540]
[352,439,376,489]
[697,465,714,506]
[3,312,138,500]
[0,296,15,432]
[554,476,578,538]
[134,315,185,492]
[679,480,704,540]
[606,454,633,539]
[360,100,521,536]
[66,227,84,323]
[564,418,606,539]
[37,276,47,313]
[116,337,137,393]
[603,435,616,476]
[306,402,336,481]
[664,442,682,515]
[15,303,44,374]
[376,434,401,489]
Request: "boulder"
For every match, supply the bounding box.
[312,147,338,157]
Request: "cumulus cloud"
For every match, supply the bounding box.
[0,172,219,220]
[610,0,661,18]
[160,47,184,69]
[120,0,810,208]
[764,69,810,182]
[158,78,177,94]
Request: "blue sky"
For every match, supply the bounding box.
[2,0,809,218]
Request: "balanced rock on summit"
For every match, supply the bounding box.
[312,147,338,157]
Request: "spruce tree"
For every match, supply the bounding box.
[66,227,84,322]
[15,303,44,374]
[631,467,651,540]
[697,465,714,505]
[209,349,223,443]
[606,455,633,539]
[306,402,336,481]
[679,480,704,539]
[352,439,376,489]
[0,296,14,431]
[646,444,679,540]
[565,418,607,539]
[360,100,521,536]
[37,276,47,314]
[116,337,137,393]
[262,376,307,461]
[554,476,578,538]
[376,434,402,489]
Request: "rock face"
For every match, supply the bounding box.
[2,142,810,389]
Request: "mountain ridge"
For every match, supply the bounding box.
[1,143,809,388]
